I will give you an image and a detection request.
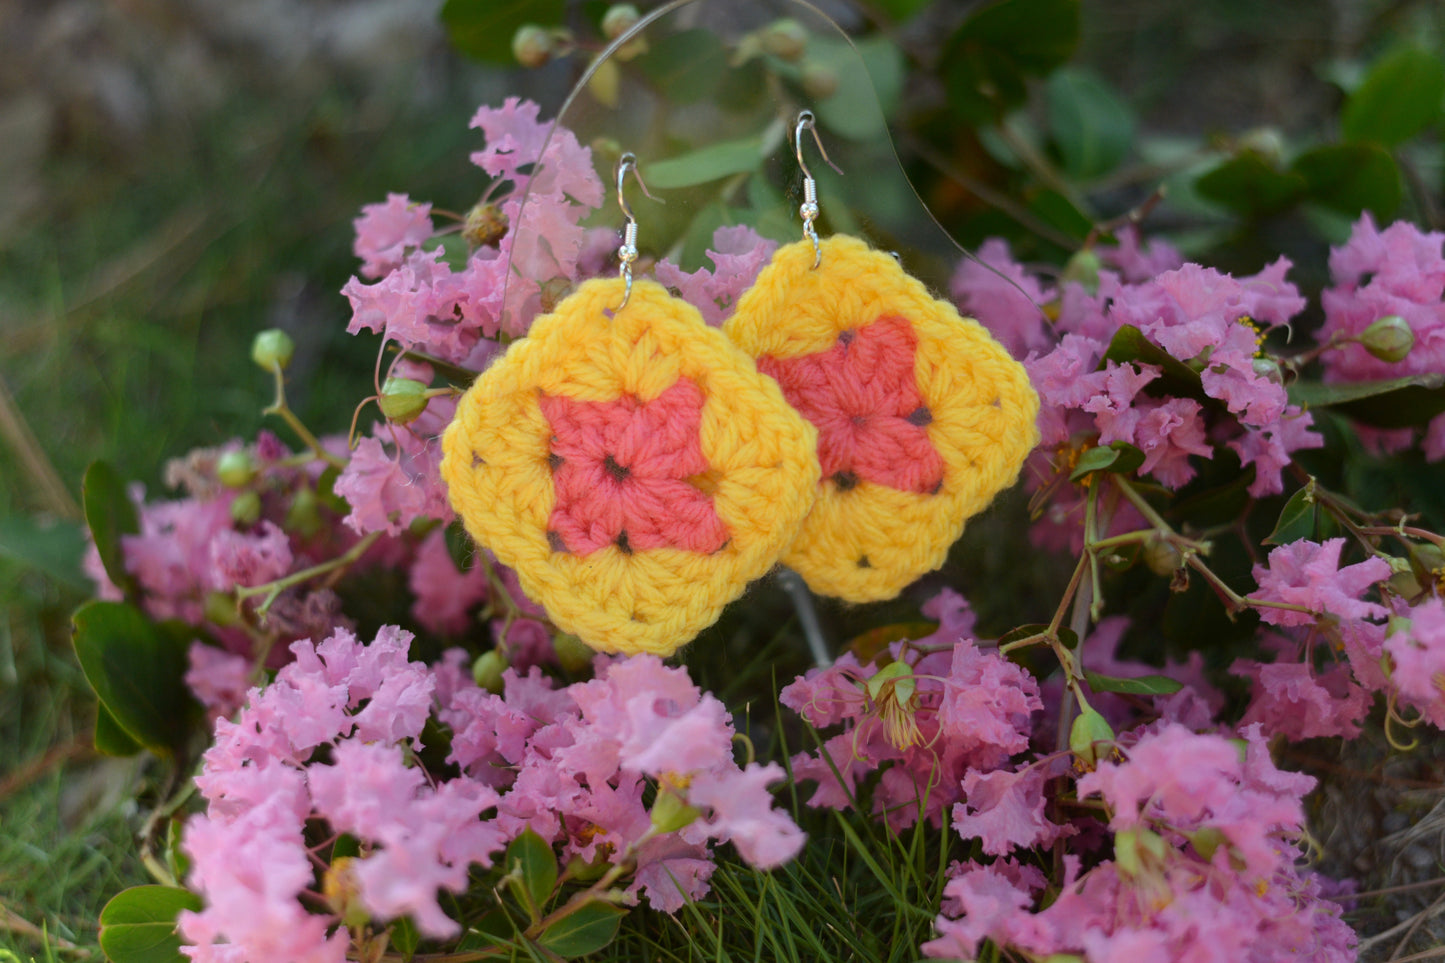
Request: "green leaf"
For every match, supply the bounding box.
[1101,325,1211,404]
[1289,374,1445,428]
[1341,45,1445,147]
[1069,442,1145,481]
[642,137,764,190]
[634,29,729,105]
[811,37,905,142]
[537,901,625,958]
[844,621,940,663]
[1195,151,1305,217]
[72,601,200,754]
[505,829,557,920]
[99,885,202,963]
[1084,671,1183,696]
[390,916,420,961]
[1026,189,1093,242]
[440,0,566,64]
[94,702,143,757]
[0,514,89,589]
[83,460,139,597]
[444,520,475,573]
[943,0,1081,121]
[1265,485,1318,546]
[1292,143,1400,218]
[1047,67,1135,180]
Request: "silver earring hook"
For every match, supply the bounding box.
[794,110,842,269]
[614,152,660,311]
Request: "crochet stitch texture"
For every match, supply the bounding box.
[725,234,1040,601]
[441,277,820,655]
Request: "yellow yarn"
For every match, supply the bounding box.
[440,277,820,656]
[724,234,1040,602]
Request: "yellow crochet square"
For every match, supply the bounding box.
[724,235,1040,602]
[441,277,820,655]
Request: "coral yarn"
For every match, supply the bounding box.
[441,277,820,656]
[724,235,1040,602]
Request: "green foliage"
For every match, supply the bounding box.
[944,0,1082,122]
[82,461,140,599]
[1341,44,1445,147]
[98,886,202,963]
[537,902,626,958]
[1084,670,1184,696]
[505,829,559,921]
[71,601,200,755]
[1290,374,1445,429]
[0,515,88,590]
[441,0,568,64]
[1070,442,1145,481]
[1047,67,1135,179]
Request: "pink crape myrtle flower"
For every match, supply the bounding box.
[783,590,1047,831]
[353,193,434,280]
[950,237,1055,359]
[655,225,778,325]
[1384,596,1445,727]
[1250,538,1391,627]
[926,725,1356,962]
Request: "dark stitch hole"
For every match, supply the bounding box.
[602,307,616,320]
[930,479,943,495]
[604,454,630,481]
[547,451,564,471]
[615,531,633,554]
[547,530,568,553]
[471,453,485,468]
[631,612,646,623]
[991,396,1002,409]
[851,414,868,426]
[838,329,856,347]
[832,470,859,491]
[907,406,933,426]
[857,555,871,568]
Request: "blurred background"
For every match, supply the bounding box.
[1,0,1442,955]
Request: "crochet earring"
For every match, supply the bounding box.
[441,153,819,656]
[723,111,1040,603]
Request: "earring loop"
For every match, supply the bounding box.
[614,152,660,311]
[793,110,842,269]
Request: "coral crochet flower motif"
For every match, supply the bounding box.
[441,277,819,656]
[758,316,945,494]
[725,234,1039,602]
[540,379,729,556]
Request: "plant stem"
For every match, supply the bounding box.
[265,365,347,469]
[236,531,382,616]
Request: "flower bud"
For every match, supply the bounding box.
[284,485,323,539]
[1069,705,1115,769]
[203,591,241,628]
[513,24,554,68]
[323,857,370,929]
[379,377,430,425]
[552,632,593,674]
[1061,248,1103,295]
[1251,357,1283,384]
[760,18,807,60]
[230,490,262,526]
[564,853,610,882]
[1360,315,1414,363]
[463,202,508,248]
[601,3,640,40]
[801,62,839,100]
[649,785,702,834]
[472,650,507,694]
[216,450,258,489]
[250,329,295,373]
[1142,532,1183,577]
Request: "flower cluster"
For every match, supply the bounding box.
[179,626,803,960]
[782,590,1048,831]
[1318,214,1445,458]
[922,725,1357,962]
